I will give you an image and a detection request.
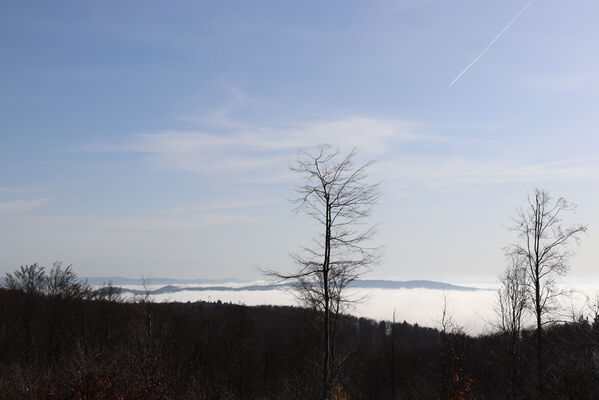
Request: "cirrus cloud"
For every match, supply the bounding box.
[84,117,442,181]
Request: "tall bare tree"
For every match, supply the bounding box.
[495,254,528,398]
[507,188,587,396]
[266,145,380,399]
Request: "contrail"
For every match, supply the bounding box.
[448,0,535,87]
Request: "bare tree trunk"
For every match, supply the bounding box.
[508,332,517,399]
[323,194,331,400]
[535,281,543,397]
[391,310,397,400]
[323,275,330,400]
[533,203,544,397]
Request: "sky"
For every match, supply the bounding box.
[1,0,599,282]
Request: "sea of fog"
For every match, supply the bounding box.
[115,282,599,335]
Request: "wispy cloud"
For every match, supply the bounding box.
[378,156,599,187]
[159,200,276,215]
[449,0,535,87]
[0,198,48,214]
[81,112,599,189]
[3,209,268,236]
[527,73,598,94]
[84,117,441,181]
[0,187,44,193]
[94,213,268,232]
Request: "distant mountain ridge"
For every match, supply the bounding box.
[85,277,245,286]
[350,280,481,291]
[86,277,486,295]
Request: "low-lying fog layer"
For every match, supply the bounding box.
[120,283,599,335]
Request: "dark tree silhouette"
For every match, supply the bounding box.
[265,145,380,399]
[507,188,586,397]
[4,263,46,294]
[495,255,528,398]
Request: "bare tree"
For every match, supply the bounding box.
[3,262,89,357]
[3,264,47,349]
[496,255,528,337]
[506,188,587,396]
[139,275,154,353]
[4,263,46,294]
[390,308,397,400]
[265,145,380,399]
[495,254,528,398]
[438,292,472,400]
[46,262,90,299]
[4,262,90,299]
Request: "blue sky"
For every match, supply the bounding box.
[2,0,599,281]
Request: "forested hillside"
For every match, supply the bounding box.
[1,273,599,399]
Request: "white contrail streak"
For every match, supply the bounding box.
[448,0,535,87]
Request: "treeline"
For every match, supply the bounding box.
[1,265,599,399]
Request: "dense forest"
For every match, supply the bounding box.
[1,264,599,399]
